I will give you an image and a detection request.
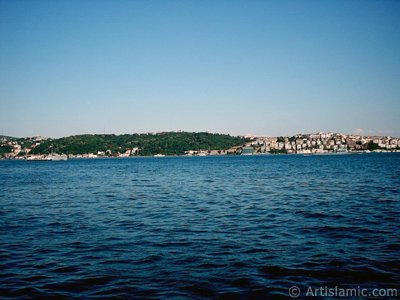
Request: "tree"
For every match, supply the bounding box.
[367,142,380,151]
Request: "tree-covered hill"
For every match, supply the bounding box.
[30,132,247,156]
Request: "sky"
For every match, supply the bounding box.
[0,0,399,138]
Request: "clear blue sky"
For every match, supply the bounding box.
[1,0,399,138]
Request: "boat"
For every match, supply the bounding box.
[47,153,68,161]
[26,155,51,161]
[47,145,67,160]
[26,154,67,161]
[26,145,67,161]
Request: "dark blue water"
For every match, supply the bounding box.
[1,154,399,299]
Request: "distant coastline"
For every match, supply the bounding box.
[1,131,399,160]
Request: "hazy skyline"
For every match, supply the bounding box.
[1,0,399,138]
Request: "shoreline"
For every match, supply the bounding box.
[1,150,399,161]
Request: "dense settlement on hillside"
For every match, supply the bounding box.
[1,132,400,160]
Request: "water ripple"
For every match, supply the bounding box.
[1,154,399,298]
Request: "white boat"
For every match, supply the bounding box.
[27,145,68,161]
[47,145,67,160]
[47,154,68,161]
[27,155,51,161]
[27,154,67,161]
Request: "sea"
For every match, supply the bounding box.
[1,154,399,299]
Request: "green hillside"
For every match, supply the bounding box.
[30,132,247,156]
